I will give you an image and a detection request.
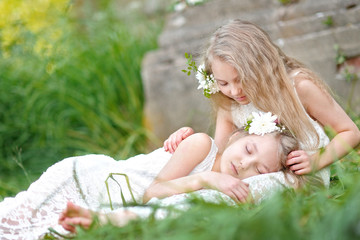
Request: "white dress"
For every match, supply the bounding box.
[0,140,218,240]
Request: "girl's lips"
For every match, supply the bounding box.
[231,162,238,175]
[234,96,247,102]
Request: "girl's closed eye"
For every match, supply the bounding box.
[245,144,252,154]
[217,80,227,86]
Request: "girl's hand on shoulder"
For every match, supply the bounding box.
[286,150,314,175]
[164,127,194,153]
[207,172,250,203]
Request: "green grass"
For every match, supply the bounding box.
[0,0,163,198]
[51,151,358,240]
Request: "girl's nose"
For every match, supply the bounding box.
[231,86,241,96]
[239,160,248,170]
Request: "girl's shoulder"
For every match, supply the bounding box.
[290,68,311,84]
[188,132,212,143]
[183,133,213,154]
[184,133,218,173]
[292,72,326,108]
[294,77,316,96]
[289,68,326,98]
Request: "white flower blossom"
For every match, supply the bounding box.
[196,63,219,95]
[196,64,207,89]
[248,112,280,136]
[174,2,187,12]
[186,0,204,5]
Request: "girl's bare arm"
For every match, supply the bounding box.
[214,107,236,153]
[144,132,250,203]
[294,78,360,172]
[143,133,213,203]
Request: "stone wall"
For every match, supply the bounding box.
[141,0,360,144]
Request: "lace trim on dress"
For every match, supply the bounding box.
[231,103,264,128]
[0,157,89,239]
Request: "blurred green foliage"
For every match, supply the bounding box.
[0,0,163,197]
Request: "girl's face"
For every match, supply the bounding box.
[211,58,250,105]
[220,134,281,179]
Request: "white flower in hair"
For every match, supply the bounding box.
[186,0,205,5]
[196,64,219,97]
[196,64,207,89]
[247,112,280,136]
[182,53,219,98]
[174,2,186,11]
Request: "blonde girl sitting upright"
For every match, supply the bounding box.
[164,19,360,199]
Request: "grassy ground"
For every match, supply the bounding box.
[40,150,359,240]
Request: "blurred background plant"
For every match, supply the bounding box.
[0,0,164,198]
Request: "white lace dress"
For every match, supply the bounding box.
[0,140,218,240]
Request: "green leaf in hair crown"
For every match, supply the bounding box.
[182,53,219,98]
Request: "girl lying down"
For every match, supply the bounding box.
[0,112,306,239]
[58,112,308,235]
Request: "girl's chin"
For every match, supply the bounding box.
[234,99,250,105]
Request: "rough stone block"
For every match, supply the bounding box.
[142,0,360,143]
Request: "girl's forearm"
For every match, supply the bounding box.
[316,130,360,170]
[143,172,211,203]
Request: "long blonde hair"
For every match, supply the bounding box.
[202,19,332,150]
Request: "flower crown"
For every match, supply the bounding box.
[182,53,219,98]
[244,112,286,136]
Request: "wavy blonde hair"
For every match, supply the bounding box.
[202,19,332,150]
